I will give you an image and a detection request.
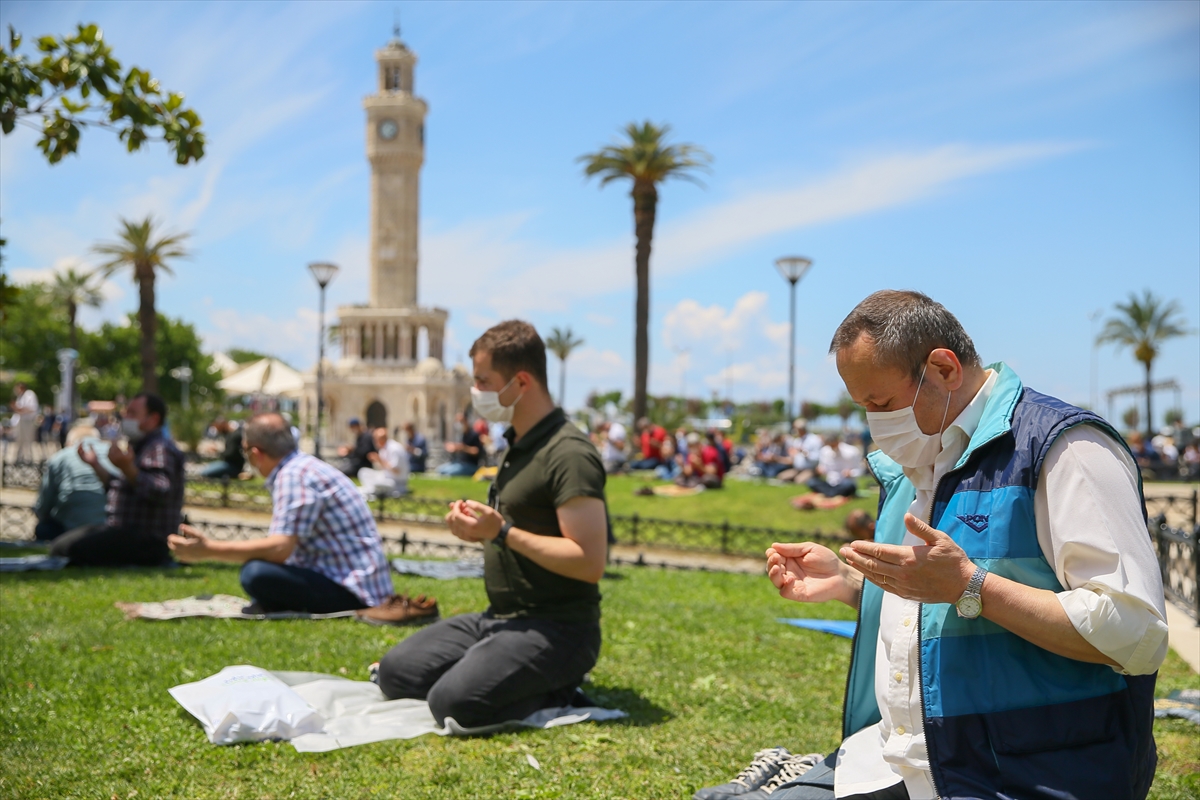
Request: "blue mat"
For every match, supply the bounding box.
[778,618,857,639]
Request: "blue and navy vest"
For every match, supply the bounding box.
[842,364,1157,800]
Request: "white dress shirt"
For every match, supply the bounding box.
[835,370,1168,799]
[15,389,38,419]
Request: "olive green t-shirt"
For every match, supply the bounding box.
[484,408,606,623]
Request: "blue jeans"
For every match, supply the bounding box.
[761,462,791,479]
[437,462,477,477]
[239,560,368,613]
[34,518,66,541]
[767,754,908,799]
[200,461,238,479]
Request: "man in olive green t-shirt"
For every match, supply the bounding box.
[375,321,608,728]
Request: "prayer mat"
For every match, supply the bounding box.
[778,618,858,639]
[116,594,358,621]
[169,668,628,752]
[651,484,705,497]
[0,555,69,572]
[1154,689,1200,725]
[391,557,484,580]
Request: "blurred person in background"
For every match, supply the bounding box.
[359,427,409,498]
[12,382,38,462]
[200,418,245,479]
[805,432,864,500]
[50,393,185,567]
[439,412,484,477]
[629,417,666,470]
[403,422,428,473]
[34,422,116,541]
[338,418,377,478]
[655,435,683,480]
[601,419,628,474]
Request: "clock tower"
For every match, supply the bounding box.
[364,35,426,309]
[304,30,468,454]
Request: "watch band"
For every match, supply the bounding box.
[494,521,512,547]
[955,565,988,619]
[964,565,987,597]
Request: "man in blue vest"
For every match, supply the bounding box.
[709,291,1168,800]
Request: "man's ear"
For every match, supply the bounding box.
[927,348,964,391]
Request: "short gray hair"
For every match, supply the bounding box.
[243,413,297,458]
[829,290,980,380]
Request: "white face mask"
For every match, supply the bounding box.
[470,376,521,424]
[865,363,951,469]
[121,417,146,443]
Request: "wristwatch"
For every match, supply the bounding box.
[494,521,512,548]
[955,566,988,619]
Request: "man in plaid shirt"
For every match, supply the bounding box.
[168,413,397,614]
[50,393,184,567]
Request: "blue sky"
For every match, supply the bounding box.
[3,1,1198,423]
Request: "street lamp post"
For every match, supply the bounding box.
[774,256,813,421]
[308,262,340,460]
[170,360,193,411]
[56,348,78,424]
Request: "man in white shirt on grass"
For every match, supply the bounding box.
[358,427,409,499]
[13,382,39,463]
[697,290,1166,800]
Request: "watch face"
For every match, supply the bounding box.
[957,595,982,619]
[378,119,398,140]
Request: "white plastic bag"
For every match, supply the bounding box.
[168,665,325,745]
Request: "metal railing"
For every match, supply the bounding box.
[1150,514,1199,622]
[0,504,714,572]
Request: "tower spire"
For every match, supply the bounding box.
[392,9,401,41]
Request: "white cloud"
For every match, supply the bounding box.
[663,291,771,353]
[585,312,616,326]
[419,142,1081,317]
[704,360,790,392]
[205,306,319,368]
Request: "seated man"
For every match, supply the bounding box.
[437,412,484,477]
[676,432,725,489]
[704,291,1166,800]
[200,418,245,479]
[375,320,607,728]
[358,426,409,499]
[804,433,862,501]
[758,433,793,479]
[33,422,114,541]
[338,418,376,478]
[628,417,666,471]
[49,393,185,567]
[778,419,823,483]
[403,422,428,473]
[166,414,425,621]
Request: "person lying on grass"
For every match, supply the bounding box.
[167,412,435,625]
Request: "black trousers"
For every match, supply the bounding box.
[48,524,170,567]
[377,612,601,728]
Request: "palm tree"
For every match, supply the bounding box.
[50,267,104,415]
[93,216,189,393]
[545,326,584,407]
[1097,289,1192,439]
[579,122,711,420]
[50,267,104,351]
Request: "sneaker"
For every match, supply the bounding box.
[739,753,825,798]
[355,594,439,627]
[367,661,380,684]
[693,747,793,800]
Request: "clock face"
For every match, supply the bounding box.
[957,595,982,619]
[378,119,399,141]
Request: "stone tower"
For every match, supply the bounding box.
[302,31,468,450]
[364,38,424,309]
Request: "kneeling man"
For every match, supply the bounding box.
[168,413,412,619]
[375,320,607,729]
[757,291,1166,800]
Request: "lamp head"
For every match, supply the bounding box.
[308,261,340,288]
[775,256,813,285]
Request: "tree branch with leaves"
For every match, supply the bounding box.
[1,23,204,165]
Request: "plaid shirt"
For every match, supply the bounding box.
[266,451,391,607]
[106,429,186,540]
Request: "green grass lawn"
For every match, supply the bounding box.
[1,562,1196,799]
[409,474,878,537]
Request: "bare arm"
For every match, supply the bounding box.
[446,497,608,584]
[168,525,297,565]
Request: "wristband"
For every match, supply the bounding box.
[494,521,512,548]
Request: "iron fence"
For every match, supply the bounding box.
[1150,515,1199,622]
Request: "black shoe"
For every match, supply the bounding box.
[693,747,793,800]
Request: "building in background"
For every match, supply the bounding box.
[303,31,470,450]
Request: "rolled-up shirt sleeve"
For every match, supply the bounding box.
[1035,425,1169,675]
